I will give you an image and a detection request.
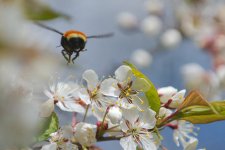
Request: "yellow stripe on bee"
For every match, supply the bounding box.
[64,30,87,42]
[67,33,87,42]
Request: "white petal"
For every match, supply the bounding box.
[56,100,86,114]
[122,108,139,125]
[41,143,57,150]
[120,119,129,132]
[158,86,178,103]
[120,136,137,150]
[79,88,91,105]
[140,134,157,150]
[132,95,149,111]
[184,137,198,150]
[44,90,53,99]
[39,99,54,117]
[56,102,70,112]
[108,106,122,124]
[60,126,73,139]
[115,65,132,82]
[170,89,186,108]
[66,142,79,150]
[141,108,156,129]
[132,78,150,92]
[82,69,99,90]
[173,130,180,147]
[92,106,106,121]
[118,99,135,109]
[100,78,120,97]
[74,122,97,147]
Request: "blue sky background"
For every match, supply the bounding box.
[43,0,225,149]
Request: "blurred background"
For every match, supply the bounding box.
[0,0,225,149]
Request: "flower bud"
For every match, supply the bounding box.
[74,122,97,147]
[161,29,182,48]
[158,86,177,103]
[131,49,153,68]
[141,15,162,36]
[144,0,164,15]
[96,121,108,130]
[107,106,122,124]
[117,12,138,30]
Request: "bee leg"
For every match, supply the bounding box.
[72,52,80,64]
[68,54,72,65]
[61,50,69,63]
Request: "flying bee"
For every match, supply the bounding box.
[35,22,113,64]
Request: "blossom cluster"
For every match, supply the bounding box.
[40,65,199,150]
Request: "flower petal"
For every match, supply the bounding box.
[100,78,120,97]
[173,130,180,147]
[115,65,132,82]
[39,99,54,117]
[83,69,99,90]
[41,143,57,150]
[120,136,137,150]
[58,100,86,114]
[140,134,157,150]
[140,108,156,129]
[120,119,129,132]
[122,108,139,125]
[158,86,178,103]
[184,137,198,150]
[170,89,186,108]
[79,88,91,105]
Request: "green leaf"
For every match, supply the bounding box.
[124,61,160,113]
[157,92,225,126]
[23,0,70,21]
[37,112,59,142]
[174,99,225,124]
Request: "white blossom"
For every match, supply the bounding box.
[161,29,182,48]
[181,63,220,99]
[120,108,157,150]
[74,122,97,147]
[41,81,86,117]
[130,49,153,68]
[107,106,123,124]
[183,137,198,150]
[144,0,164,15]
[140,15,162,36]
[79,69,112,115]
[181,63,206,89]
[41,143,57,150]
[158,86,186,108]
[117,12,138,30]
[101,65,150,110]
[169,120,198,148]
[41,126,78,150]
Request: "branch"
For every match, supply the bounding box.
[97,135,124,142]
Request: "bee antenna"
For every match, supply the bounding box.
[87,32,114,39]
[34,22,64,35]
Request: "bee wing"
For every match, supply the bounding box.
[87,33,114,39]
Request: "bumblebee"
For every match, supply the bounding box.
[35,22,113,64]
